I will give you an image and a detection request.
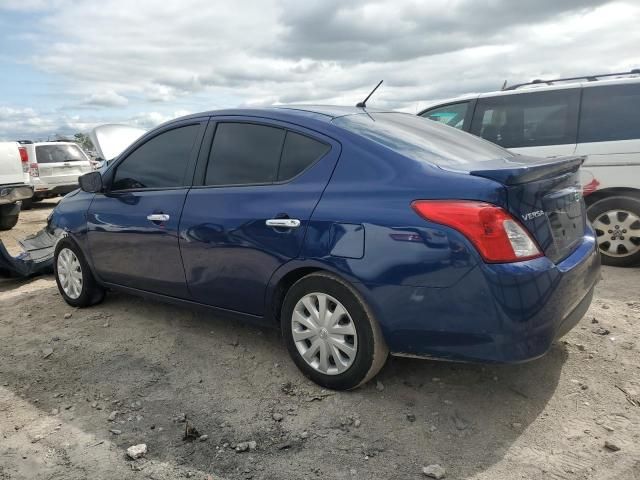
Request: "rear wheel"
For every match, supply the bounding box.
[54,238,105,307]
[588,196,640,267]
[281,272,388,390]
[21,198,33,210]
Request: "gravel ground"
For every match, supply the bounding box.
[1,200,639,480]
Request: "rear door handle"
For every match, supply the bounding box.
[147,213,170,223]
[265,218,301,228]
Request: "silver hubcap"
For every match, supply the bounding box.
[592,209,640,258]
[291,293,358,375]
[56,248,83,299]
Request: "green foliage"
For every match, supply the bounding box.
[73,133,95,152]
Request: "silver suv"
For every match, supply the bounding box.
[18,141,93,208]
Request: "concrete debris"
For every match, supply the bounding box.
[235,441,257,452]
[423,464,446,479]
[126,443,147,459]
[604,440,621,452]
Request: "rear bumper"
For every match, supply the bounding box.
[0,185,33,205]
[361,230,600,363]
[33,183,79,197]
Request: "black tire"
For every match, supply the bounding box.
[0,213,19,230]
[588,195,640,267]
[54,238,106,307]
[21,198,33,210]
[281,272,388,390]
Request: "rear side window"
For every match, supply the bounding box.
[112,124,199,190]
[35,144,86,163]
[278,131,330,181]
[205,123,329,186]
[579,83,640,143]
[470,89,580,148]
[206,123,285,186]
[334,112,511,166]
[420,102,469,130]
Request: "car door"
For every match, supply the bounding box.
[179,118,340,316]
[574,82,640,190]
[86,119,206,297]
[470,89,580,158]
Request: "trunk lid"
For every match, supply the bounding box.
[470,155,586,263]
[89,124,146,161]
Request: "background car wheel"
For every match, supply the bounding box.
[588,195,640,267]
[20,198,33,210]
[54,238,105,307]
[281,272,388,390]
[0,212,19,231]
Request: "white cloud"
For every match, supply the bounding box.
[1,0,639,138]
[127,110,192,129]
[83,90,129,108]
[0,107,192,141]
[0,0,73,11]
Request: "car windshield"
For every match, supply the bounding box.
[35,144,86,163]
[333,112,513,166]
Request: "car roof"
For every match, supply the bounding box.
[420,75,640,111]
[170,105,397,125]
[480,76,640,98]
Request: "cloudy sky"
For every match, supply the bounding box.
[0,0,639,140]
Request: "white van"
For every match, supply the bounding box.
[418,71,640,267]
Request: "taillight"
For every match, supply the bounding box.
[29,163,39,177]
[582,178,600,196]
[411,200,542,263]
[19,147,29,172]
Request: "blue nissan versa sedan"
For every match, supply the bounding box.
[49,106,600,390]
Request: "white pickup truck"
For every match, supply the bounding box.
[0,141,34,230]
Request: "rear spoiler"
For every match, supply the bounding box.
[469,155,585,185]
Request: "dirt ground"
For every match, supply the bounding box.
[1,200,639,480]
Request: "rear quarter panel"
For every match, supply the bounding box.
[576,139,640,191]
[301,133,507,289]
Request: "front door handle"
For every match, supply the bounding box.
[265,218,301,228]
[147,213,170,223]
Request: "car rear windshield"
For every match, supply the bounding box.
[35,144,86,163]
[332,112,512,166]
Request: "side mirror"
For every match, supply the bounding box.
[79,171,103,193]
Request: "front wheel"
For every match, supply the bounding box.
[588,195,640,267]
[54,238,105,307]
[281,272,388,390]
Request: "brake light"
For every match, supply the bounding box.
[29,162,39,177]
[411,200,542,263]
[582,178,600,196]
[18,147,29,172]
